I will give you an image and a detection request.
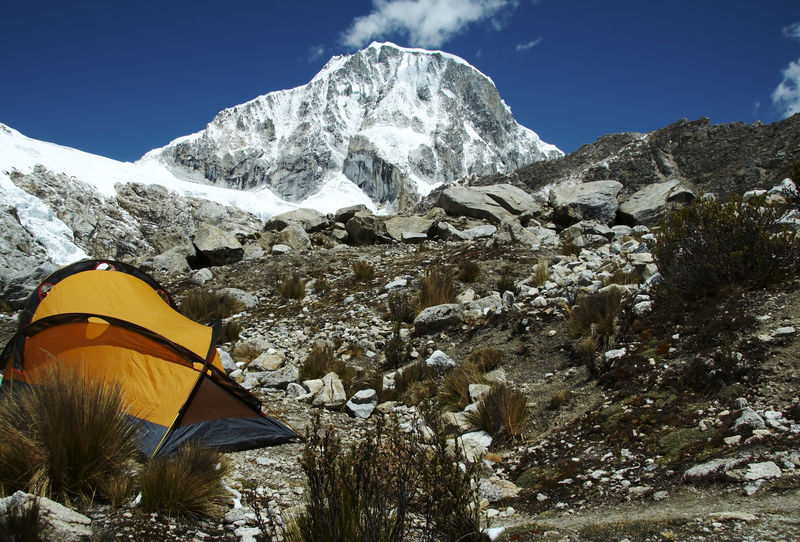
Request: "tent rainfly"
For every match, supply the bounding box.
[0,260,300,456]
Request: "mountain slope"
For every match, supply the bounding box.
[143,42,561,210]
[477,115,800,200]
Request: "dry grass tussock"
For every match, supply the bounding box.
[568,289,622,373]
[0,365,140,501]
[280,275,306,300]
[181,290,244,323]
[466,383,529,445]
[418,266,456,309]
[138,443,230,520]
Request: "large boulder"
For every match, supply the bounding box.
[279,223,312,251]
[266,208,328,232]
[346,212,386,245]
[618,180,695,226]
[549,180,623,226]
[437,186,515,224]
[384,216,433,242]
[345,389,379,419]
[414,304,464,335]
[473,184,541,216]
[312,372,347,409]
[189,223,243,267]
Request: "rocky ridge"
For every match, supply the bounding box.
[478,115,800,203]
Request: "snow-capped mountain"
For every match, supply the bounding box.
[143,42,562,210]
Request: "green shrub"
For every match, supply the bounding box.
[568,289,622,373]
[286,411,486,542]
[0,366,140,501]
[138,443,230,520]
[384,329,410,370]
[418,267,456,309]
[386,291,417,324]
[352,261,375,281]
[280,275,307,300]
[654,195,800,301]
[465,384,528,445]
[456,260,481,282]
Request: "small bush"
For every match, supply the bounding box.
[287,411,485,542]
[438,364,490,412]
[465,384,528,445]
[181,290,244,344]
[547,389,569,410]
[181,290,244,323]
[568,289,622,373]
[102,473,136,509]
[139,443,230,520]
[464,348,502,373]
[456,260,481,282]
[386,291,417,324]
[384,329,410,370]
[0,366,140,500]
[654,195,800,301]
[280,275,307,300]
[418,267,456,309]
[560,233,582,257]
[299,344,335,382]
[532,258,550,287]
[312,277,329,296]
[352,261,375,281]
[605,266,643,286]
[0,495,41,542]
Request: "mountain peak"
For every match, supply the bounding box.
[143,43,561,212]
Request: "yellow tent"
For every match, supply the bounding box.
[0,260,299,456]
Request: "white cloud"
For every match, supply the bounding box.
[308,45,325,62]
[516,38,542,51]
[772,58,800,118]
[341,0,517,49]
[783,22,800,41]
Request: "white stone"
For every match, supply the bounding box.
[425,349,456,370]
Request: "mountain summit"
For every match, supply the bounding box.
[143,42,562,211]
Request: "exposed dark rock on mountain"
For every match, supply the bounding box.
[478,115,800,201]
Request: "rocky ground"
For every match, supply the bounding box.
[1,180,799,541]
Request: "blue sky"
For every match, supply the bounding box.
[2,0,799,162]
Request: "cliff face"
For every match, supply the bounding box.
[479,115,800,200]
[143,42,562,209]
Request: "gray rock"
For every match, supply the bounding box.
[479,477,521,503]
[219,287,258,309]
[285,382,306,399]
[335,204,370,224]
[346,212,385,245]
[190,268,213,285]
[191,223,243,267]
[147,248,191,276]
[266,208,328,232]
[467,293,503,313]
[618,180,695,226]
[384,215,433,242]
[271,244,293,255]
[469,383,491,403]
[345,389,378,419]
[414,304,464,334]
[549,180,623,226]
[731,408,766,436]
[279,223,312,251]
[425,350,456,370]
[249,352,284,371]
[401,231,428,243]
[260,365,299,389]
[218,349,237,373]
[461,224,497,240]
[312,372,347,409]
[473,184,541,215]
[437,186,515,224]
[0,491,93,541]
